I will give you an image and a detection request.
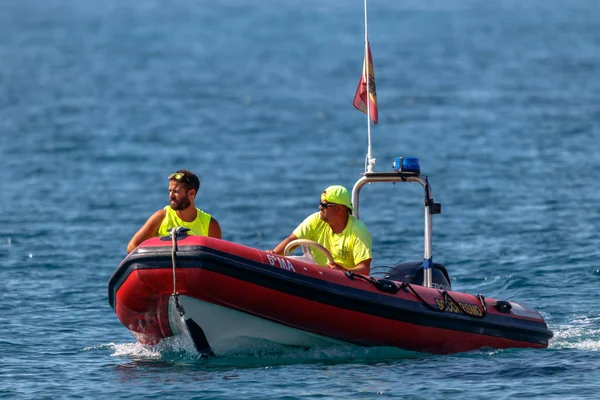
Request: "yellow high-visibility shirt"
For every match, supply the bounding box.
[157,206,212,237]
[293,212,372,269]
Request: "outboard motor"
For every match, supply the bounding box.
[384,260,452,291]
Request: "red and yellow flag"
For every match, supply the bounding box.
[353,42,378,124]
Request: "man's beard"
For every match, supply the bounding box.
[171,197,191,211]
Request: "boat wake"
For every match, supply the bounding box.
[108,336,199,360]
[549,317,600,351]
[103,336,426,366]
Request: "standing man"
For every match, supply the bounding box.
[269,185,372,275]
[126,170,222,253]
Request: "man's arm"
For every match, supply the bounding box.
[268,233,299,255]
[351,258,371,275]
[126,210,166,253]
[326,258,371,275]
[208,218,222,239]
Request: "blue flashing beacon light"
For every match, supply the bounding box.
[393,157,420,174]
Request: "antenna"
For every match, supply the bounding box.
[363,0,376,173]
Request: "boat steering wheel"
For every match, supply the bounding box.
[283,239,335,265]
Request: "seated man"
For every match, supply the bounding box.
[268,185,372,275]
[126,170,222,253]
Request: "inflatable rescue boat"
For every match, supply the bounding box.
[108,157,553,355]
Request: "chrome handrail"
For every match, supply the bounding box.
[351,171,439,288]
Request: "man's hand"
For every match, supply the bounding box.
[325,262,344,270]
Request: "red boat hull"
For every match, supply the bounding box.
[109,236,552,354]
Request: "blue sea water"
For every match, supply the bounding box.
[1,0,599,398]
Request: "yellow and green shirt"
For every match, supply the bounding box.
[157,206,212,237]
[293,212,372,270]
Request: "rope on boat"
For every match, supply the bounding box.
[400,283,487,318]
[398,282,440,312]
[370,265,407,280]
[345,271,487,317]
[168,227,215,357]
[171,226,190,317]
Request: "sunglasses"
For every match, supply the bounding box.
[319,201,340,209]
[169,172,191,184]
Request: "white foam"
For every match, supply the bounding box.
[549,318,600,351]
[109,342,162,359]
[94,339,423,362]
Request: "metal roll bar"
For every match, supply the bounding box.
[351,170,441,288]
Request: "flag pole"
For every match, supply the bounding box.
[363,0,376,173]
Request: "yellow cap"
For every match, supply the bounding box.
[321,185,355,212]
